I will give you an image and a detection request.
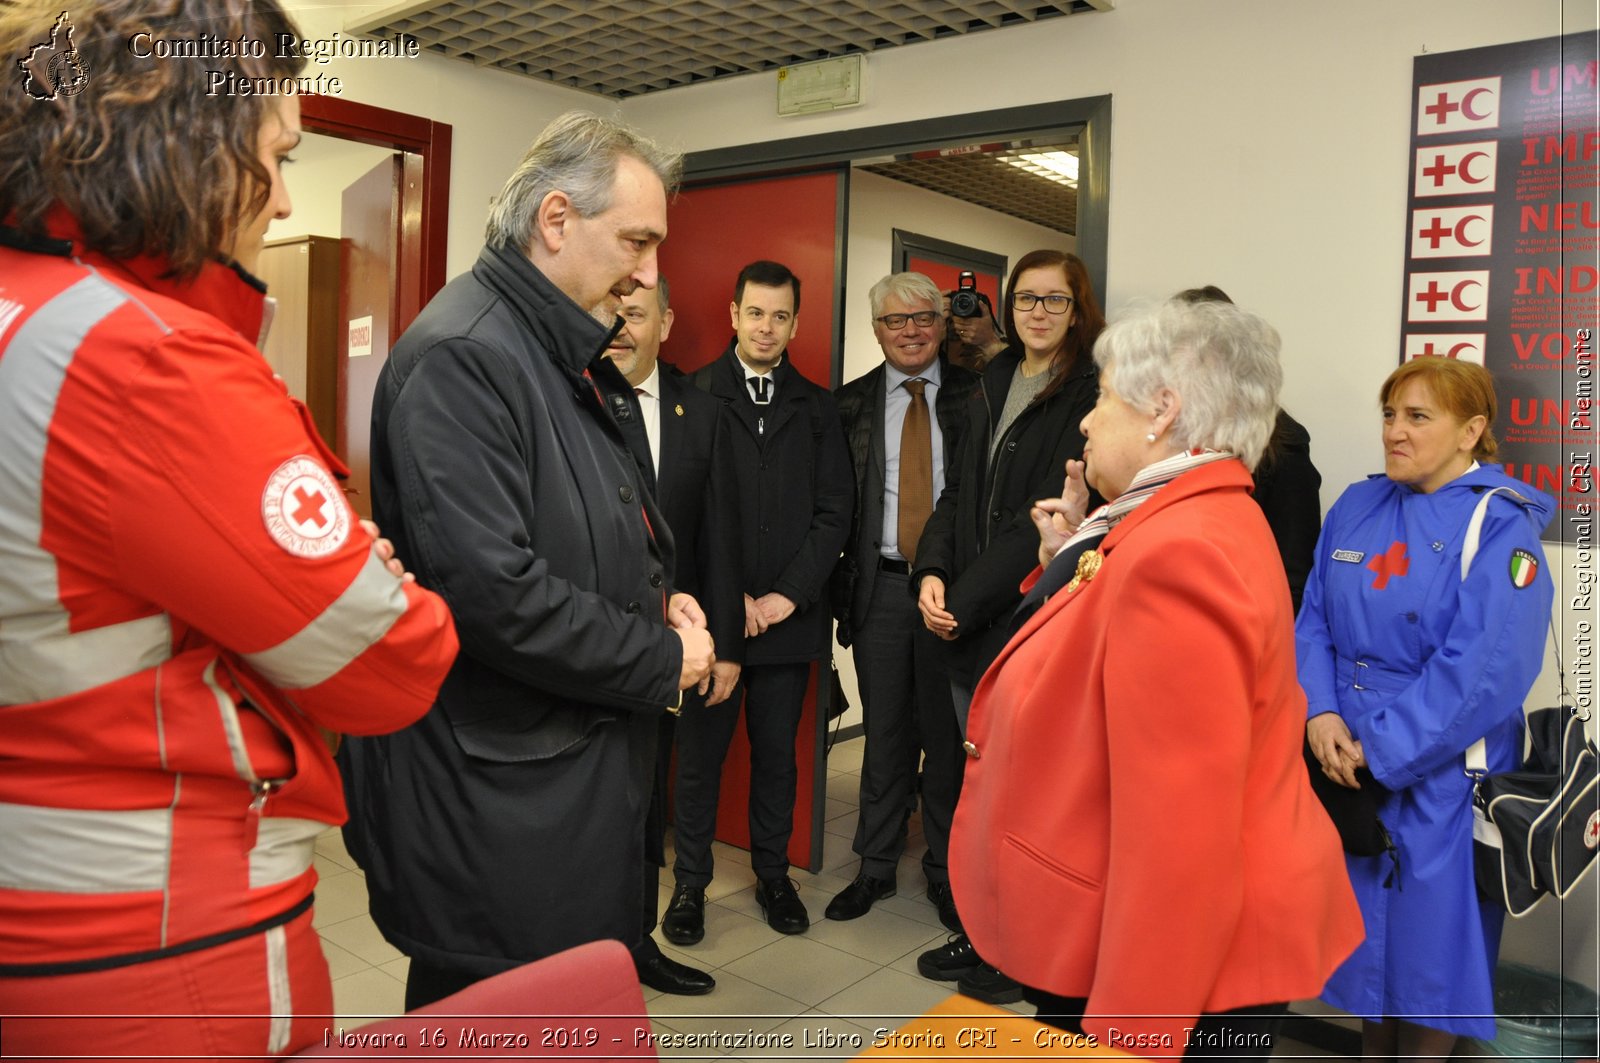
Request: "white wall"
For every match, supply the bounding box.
[623,0,1592,508]
[282,2,612,277]
[266,133,395,243]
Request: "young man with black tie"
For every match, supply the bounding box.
[663,260,852,941]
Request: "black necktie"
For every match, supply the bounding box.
[748,376,771,405]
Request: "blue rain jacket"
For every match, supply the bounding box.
[1296,466,1554,1038]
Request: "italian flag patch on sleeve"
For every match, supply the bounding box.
[1509,549,1539,588]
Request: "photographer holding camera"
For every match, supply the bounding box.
[944,272,1008,372]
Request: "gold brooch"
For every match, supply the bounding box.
[674,404,685,416]
[1063,549,1103,595]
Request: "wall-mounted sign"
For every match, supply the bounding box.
[348,315,374,359]
[1399,32,1597,543]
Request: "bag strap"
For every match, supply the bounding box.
[1461,487,1570,775]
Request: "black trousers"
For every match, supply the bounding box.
[849,568,965,881]
[1025,990,1288,1063]
[404,959,482,1012]
[672,661,810,882]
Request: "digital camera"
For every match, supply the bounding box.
[950,270,983,318]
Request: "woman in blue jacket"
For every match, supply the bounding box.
[1297,357,1553,1060]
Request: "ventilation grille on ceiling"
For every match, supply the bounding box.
[860,140,1079,235]
[351,0,1107,99]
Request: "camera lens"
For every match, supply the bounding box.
[950,290,981,317]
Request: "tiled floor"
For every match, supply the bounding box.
[317,734,1346,1059]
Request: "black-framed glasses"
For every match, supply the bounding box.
[874,310,940,330]
[1011,293,1074,314]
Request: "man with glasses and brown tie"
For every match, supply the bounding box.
[828,272,979,929]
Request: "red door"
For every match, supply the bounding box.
[657,169,846,872]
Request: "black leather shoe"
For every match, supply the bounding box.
[755,876,810,934]
[661,884,706,946]
[916,932,981,982]
[825,872,896,921]
[636,950,715,996]
[926,881,961,932]
[958,962,1024,1004]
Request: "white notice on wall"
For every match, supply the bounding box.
[348,316,373,359]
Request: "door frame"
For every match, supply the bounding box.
[300,94,453,311]
[681,97,1111,301]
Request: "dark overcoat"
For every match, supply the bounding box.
[339,243,683,976]
[691,342,853,666]
[655,366,745,660]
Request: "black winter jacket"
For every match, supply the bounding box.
[340,243,681,975]
[912,346,1099,681]
[692,342,853,665]
[1252,409,1322,613]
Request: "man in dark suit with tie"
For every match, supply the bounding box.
[666,260,852,940]
[829,272,980,929]
[605,278,742,996]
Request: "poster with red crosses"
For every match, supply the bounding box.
[1400,31,1598,543]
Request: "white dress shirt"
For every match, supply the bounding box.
[633,362,662,477]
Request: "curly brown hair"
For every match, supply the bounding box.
[0,0,305,279]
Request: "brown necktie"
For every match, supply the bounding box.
[898,378,933,564]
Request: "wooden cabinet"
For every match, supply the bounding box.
[257,236,341,449]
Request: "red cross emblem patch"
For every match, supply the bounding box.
[1586,811,1600,851]
[1366,541,1410,590]
[261,456,350,558]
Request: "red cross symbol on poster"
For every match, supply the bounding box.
[1413,141,1498,197]
[1415,77,1502,136]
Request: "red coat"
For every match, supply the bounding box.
[949,460,1361,1055]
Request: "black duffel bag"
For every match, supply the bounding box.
[1470,703,1599,917]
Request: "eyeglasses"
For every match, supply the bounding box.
[874,310,941,331]
[1011,293,1075,314]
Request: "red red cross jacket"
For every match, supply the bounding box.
[0,215,458,973]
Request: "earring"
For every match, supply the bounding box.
[1145,431,1157,442]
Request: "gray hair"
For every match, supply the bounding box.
[485,111,683,250]
[867,271,943,319]
[1095,300,1282,469]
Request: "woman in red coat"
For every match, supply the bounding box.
[949,299,1362,1059]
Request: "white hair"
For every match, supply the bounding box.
[1095,300,1282,469]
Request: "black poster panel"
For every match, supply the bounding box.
[1400,32,1598,543]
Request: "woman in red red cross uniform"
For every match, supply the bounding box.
[0,1,458,1058]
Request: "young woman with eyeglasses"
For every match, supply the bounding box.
[909,249,1105,1003]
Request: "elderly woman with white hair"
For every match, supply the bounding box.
[948,299,1363,1059]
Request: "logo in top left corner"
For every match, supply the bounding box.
[19,11,91,101]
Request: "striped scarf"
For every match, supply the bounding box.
[1053,448,1235,563]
